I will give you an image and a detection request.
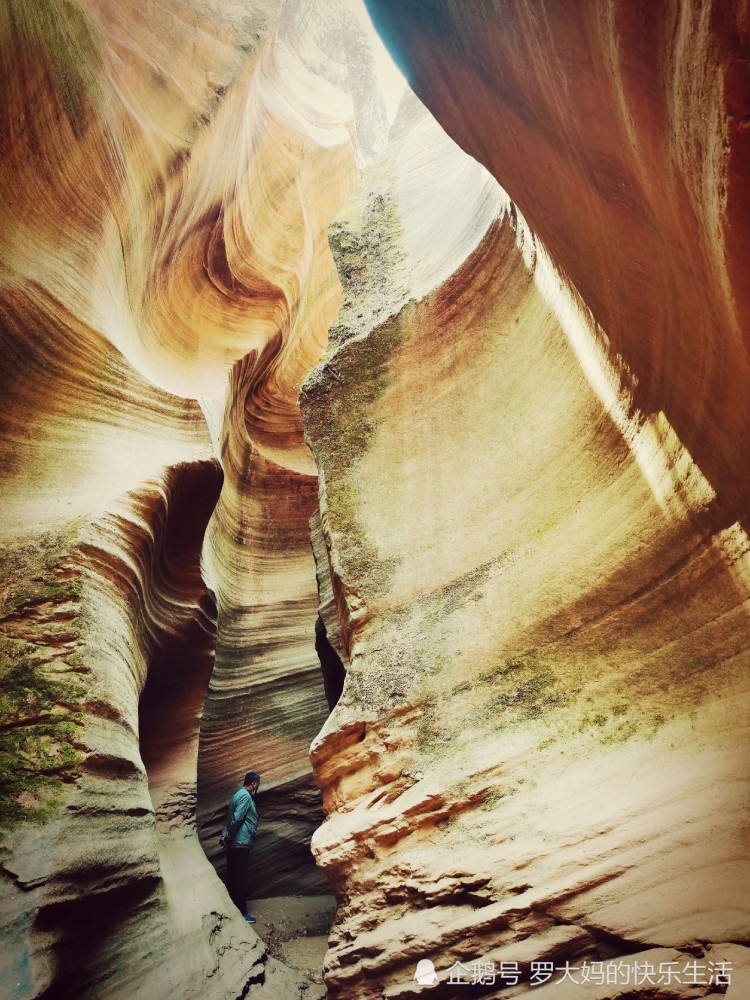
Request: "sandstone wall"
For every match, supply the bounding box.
[301,1,750,995]
[2,0,748,996]
[366,0,750,530]
[0,0,390,993]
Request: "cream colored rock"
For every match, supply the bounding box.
[300,2,750,994]
[0,0,375,992]
[2,0,749,996]
[304,192,749,995]
[0,0,469,993]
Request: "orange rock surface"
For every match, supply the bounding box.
[0,0,748,997]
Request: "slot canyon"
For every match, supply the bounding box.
[0,0,748,997]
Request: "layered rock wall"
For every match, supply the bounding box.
[0,0,393,992]
[304,202,750,996]
[302,1,750,995]
[0,0,471,994]
[366,0,750,528]
[2,0,748,996]
[197,354,330,896]
[0,462,277,999]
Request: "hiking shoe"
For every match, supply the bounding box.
[243,914,256,923]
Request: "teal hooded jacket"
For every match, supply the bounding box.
[221,787,258,848]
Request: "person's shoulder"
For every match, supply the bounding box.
[232,786,251,802]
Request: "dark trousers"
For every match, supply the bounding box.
[226,847,251,916]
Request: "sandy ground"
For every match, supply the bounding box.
[251,895,336,994]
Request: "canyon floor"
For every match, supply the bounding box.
[252,894,335,997]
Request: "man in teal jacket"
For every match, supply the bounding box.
[220,770,260,923]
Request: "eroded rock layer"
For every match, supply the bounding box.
[1,0,491,993]
[302,3,750,993]
[305,209,750,994]
[2,0,748,996]
[0,0,404,994]
[366,0,750,529]
[197,354,330,896]
[0,465,278,999]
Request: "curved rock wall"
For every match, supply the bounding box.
[366,0,750,529]
[2,0,748,996]
[302,1,750,995]
[0,0,466,994]
[0,463,280,999]
[304,202,750,996]
[197,352,330,897]
[191,0,394,898]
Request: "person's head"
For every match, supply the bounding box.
[243,770,261,793]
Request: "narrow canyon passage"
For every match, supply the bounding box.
[137,461,223,832]
[1,1,748,999]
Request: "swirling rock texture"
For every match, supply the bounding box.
[300,0,750,997]
[0,0,404,995]
[1,0,749,998]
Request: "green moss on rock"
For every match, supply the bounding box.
[327,188,406,349]
[304,308,408,599]
[0,648,84,829]
[0,523,82,615]
[0,524,86,831]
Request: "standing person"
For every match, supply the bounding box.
[220,770,260,923]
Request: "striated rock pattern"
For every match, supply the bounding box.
[366,0,750,531]
[301,1,750,996]
[197,353,330,897]
[0,0,410,994]
[1,0,748,996]
[0,464,274,999]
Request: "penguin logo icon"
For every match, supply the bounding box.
[413,959,438,985]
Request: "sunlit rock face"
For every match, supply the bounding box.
[301,1,750,996]
[2,0,748,997]
[0,0,400,995]
[366,0,750,531]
